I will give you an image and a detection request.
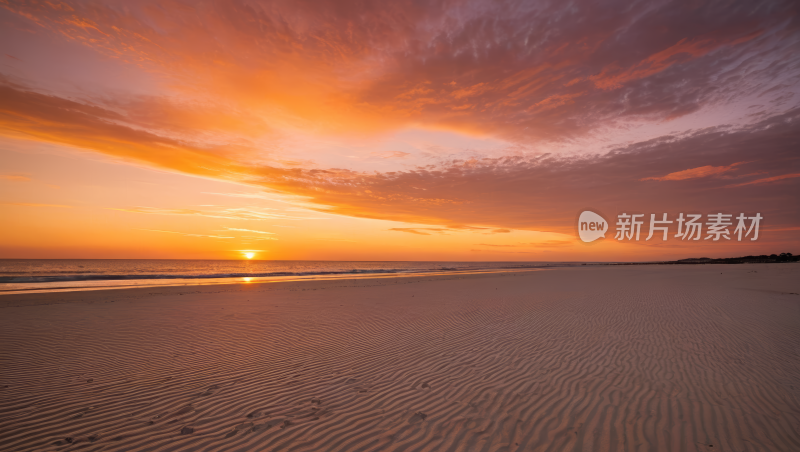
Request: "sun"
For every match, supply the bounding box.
[244,252,255,259]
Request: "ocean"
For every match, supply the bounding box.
[0,260,574,294]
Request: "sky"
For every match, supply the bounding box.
[0,0,798,261]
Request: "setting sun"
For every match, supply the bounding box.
[244,252,255,259]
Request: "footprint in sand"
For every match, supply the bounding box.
[408,411,428,424]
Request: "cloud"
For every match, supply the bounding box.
[724,172,800,188]
[590,33,762,91]
[138,229,234,239]
[204,192,324,209]
[109,206,315,220]
[469,249,535,254]
[371,151,410,159]
[0,175,30,182]
[0,1,798,244]
[2,0,797,142]
[4,74,800,235]
[204,192,270,199]
[3,202,71,208]
[475,240,574,248]
[641,162,745,181]
[224,227,275,235]
[390,228,429,235]
[389,226,513,235]
[388,228,450,235]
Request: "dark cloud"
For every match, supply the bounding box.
[2,0,798,140]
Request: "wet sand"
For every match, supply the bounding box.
[1,264,799,451]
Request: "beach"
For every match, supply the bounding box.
[1,264,800,451]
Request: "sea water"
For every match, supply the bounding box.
[0,260,576,294]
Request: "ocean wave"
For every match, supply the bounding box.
[0,268,465,284]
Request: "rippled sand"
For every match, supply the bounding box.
[1,265,799,451]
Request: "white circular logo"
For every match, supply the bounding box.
[578,211,608,243]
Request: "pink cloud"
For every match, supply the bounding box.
[725,173,800,188]
[641,162,745,181]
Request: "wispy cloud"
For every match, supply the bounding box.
[203,192,321,209]
[469,249,535,254]
[224,227,275,235]
[641,162,745,181]
[370,151,410,159]
[387,226,512,236]
[138,229,234,239]
[203,193,271,199]
[110,206,317,221]
[3,202,71,208]
[474,240,573,248]
[0,175,31,182]
[389,228,451,235]
[725,173,800,188]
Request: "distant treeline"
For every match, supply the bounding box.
[604,253,798,266]
[673,253,797,264]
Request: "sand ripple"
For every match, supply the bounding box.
[1,266,800,451]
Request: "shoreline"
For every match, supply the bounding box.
[0,267,547,297]
[0,268,546,307]
[3,260,797,297]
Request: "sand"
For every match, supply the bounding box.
[1,264,800,451]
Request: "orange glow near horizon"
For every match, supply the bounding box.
[0,1,798,261]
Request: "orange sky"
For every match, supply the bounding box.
[1,0,798,261]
